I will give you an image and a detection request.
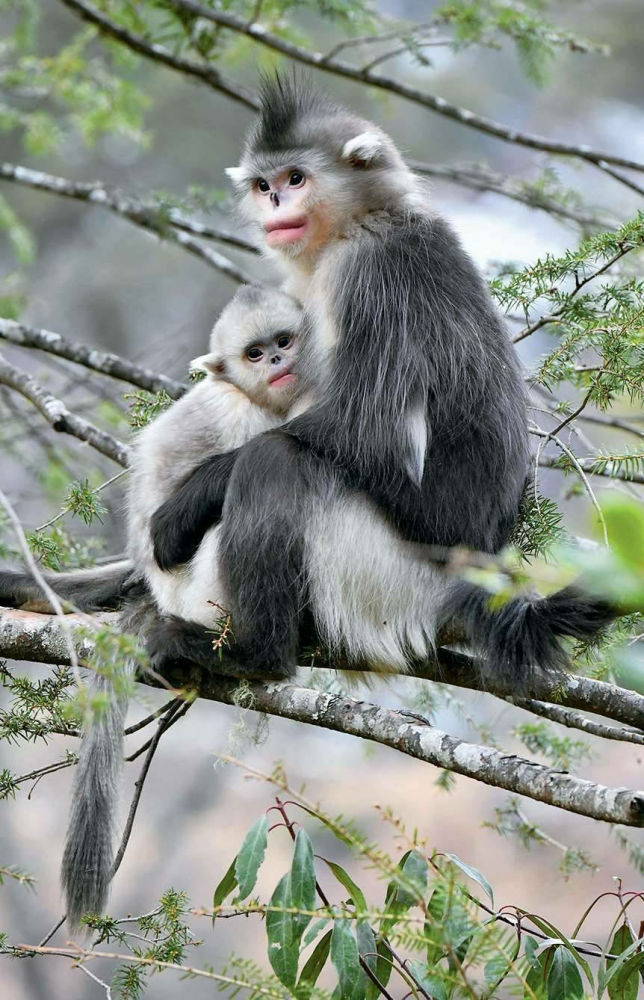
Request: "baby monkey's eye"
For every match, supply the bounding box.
[276,334,292,350]
[288,171,305,187]
[247,347,264,362]
[257,178,270,193]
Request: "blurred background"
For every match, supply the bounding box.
[1,1,644,996]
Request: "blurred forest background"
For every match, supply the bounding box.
[1,1,644,998]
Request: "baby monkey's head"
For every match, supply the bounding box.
[191,286,303,415]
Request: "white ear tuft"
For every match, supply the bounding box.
[224,165,247,187]
[341,132,384,167]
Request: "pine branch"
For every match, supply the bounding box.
[0,354,131,467]
[0,162,256,284]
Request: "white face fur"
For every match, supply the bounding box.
[226,129,404,267]
[191,290,303,415]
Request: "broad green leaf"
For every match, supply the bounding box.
[356,921,377,980]
[408,960,448,1000]
[296,929,332,1000]
[445,853,494,906]
[290,829,316,941]
[602,498,644,571]
[395,849,429,907]
[321,858,367,913]
[525,935,541,972]
[526,913,594,990]
[212,856,237,925]
[235,814,268,900]
[547,946,584,1000]
[331,919,366,1000]
[484,954,511,989]
[599,938,644,997]
[607,924,638,1000]
[425,886,448,965]
[266,873,298,989]
[525,951,550,1000]
[303,917,329,948]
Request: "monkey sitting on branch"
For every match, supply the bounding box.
[151,74,614,688]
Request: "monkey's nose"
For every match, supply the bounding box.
[270,354,282,364]
[270,191,280,207]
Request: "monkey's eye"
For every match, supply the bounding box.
[288,171,305,187]
[276,334,292,350]
[256,178,270,194]
[246,346,264,362]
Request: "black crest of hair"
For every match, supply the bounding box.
[251,70,335,152]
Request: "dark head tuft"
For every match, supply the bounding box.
[252,71,335,152]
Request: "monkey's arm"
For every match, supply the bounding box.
[151,450,238,570]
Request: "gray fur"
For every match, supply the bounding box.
[60,287,303,928]
[0,560,134,612]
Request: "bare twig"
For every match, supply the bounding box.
[111,699,188,878]
[57,0,258,111]
[34,468,129,534]
[0,316,187,400]
[410,160,612,229]
[0,162,255,284]
[164,1,644,179]
[0,353,131,467]
[513,698,644,746]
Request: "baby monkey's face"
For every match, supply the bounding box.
[207,326,300,415]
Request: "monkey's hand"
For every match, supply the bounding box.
[151,451,238,570]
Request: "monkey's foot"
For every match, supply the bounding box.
[146,617,295,683]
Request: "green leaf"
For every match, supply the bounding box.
[303,917,329,947]
[407,960,448,1000]
[445,853,494,906]
[235,814,268,901]
[547,946,584,1000]
[212,856,237,925]
[331,919,366,1000]
[607,924,636,1000]
[296,929,332,1000]
[266,873,299,989]
[321,858,367,913]
[484,954,511,990]
[525,914,594,991]
[356,921,377,986]
[290,829,316,940]
[602,498,644,572]
[396,849,428,907]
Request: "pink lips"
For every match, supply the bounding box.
[269,371,297,388]
[264,216,308,246]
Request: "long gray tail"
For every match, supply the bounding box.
[60,658,135,929]
[439,581,615,690]
[60,597,157,929]
[0,560,135,612]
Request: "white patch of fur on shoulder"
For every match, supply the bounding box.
[342,132,384,166]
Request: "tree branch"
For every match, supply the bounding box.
[57,0,259,111]
[410,161,612,229]
[538,451,644,486]
[162,0,644,179]
[2,606,644,827]
[0,161,258,260]
[0,353,131,467]
[0,318,187,400]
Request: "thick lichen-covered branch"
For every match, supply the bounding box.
[2,606,644,827]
